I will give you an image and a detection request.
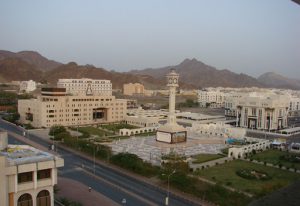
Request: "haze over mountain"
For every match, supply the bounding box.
[0,50,299,90]
[0,50,61,71]
[130,58,263,88]
[258,72,300,90]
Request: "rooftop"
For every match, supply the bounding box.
[0,144,55,166]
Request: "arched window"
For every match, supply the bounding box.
[37,190,51,206]
[18,193,32,206]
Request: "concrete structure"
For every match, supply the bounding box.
[236,93,289,131]
[198,89,225,108]
[123,83,145,96]
[18,88,127,128]
[224,92,244,118]
[57,78,112,96]
[0,131,64,206]
[124,116,159,128]
[119,126,158,136]
[20,80,37,93]
[156,69,187,143]
[127,108,171,119]
[228,138,271,159]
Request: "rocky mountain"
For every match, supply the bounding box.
[43,62,166,89]
[258,72,300,90]
[130,58,262,88]
[0,50,61,71]
[0,58,43,82]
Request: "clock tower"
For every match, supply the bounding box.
[156,69,187,143]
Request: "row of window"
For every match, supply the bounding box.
[18,169,51,184]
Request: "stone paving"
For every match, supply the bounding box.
[108,134,226,165]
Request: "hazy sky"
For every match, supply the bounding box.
[0,0,299,78]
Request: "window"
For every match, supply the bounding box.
[18,193,33,206]
[18,172,33,183]
[37,169,51,180]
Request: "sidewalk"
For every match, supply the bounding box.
[56,177,119,206]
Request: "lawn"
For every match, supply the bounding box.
[195,160,300,196]
[251,149,300,170]
[192,154,224,164]
[77,126,114,137]
[100,123,139,132]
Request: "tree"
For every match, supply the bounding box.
[49,125,66,136]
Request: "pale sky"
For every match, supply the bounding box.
[0,0,299,78]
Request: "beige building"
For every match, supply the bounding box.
[57,78,112,96]
[123,83,144,96]
[18,88,127,128]
[0,131,64,206]
[236,93,289,130]
[198,89,225,108]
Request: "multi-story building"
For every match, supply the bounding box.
[236,93,289,130]
[18,88,127,128]
[20,80,37,93]
[0,131,64,206]
[224,93,244,118]
[123,83,145,96]
[57,78,112,96]
[198,89,225,108]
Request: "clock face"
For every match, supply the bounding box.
[168,78,173,84]
[173,78,178,84]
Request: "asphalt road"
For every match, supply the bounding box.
[0,119,200,206]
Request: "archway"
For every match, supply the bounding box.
[37,190,51,206]
[18,193,32,206]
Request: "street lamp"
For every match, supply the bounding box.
[162,169,176,206]
[87,143,96,174]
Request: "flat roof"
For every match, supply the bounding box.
[280,127,300,133]
[0,145,55,166]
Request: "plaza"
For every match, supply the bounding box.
[108,134,226,165]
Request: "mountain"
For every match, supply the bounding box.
[130,58,262,88]
[0,58,43,82]
[0,50,61,71]
[43,62,167,89]
[258,72,300,90]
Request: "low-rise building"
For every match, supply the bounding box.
[18,88,127,128]
[20,80,37,93]
[236,93,289,130]
[198,89,225,108]
[124,116,159,128]
[57,78,112,96]
[0,131,64,206]
[123,83,145,96]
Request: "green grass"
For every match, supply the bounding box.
[101,123,139,132]
[77,126,114,137]
[195,160,300,196]
[192,154,224,164]
[251,149,300,170]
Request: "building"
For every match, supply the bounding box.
[20,80,37,93]
[289,97,300,115]
[57,78,112,96]
[236,93,289,130]
[18,88,127,128]
[0,131,64,206]
[224,93,244,118]
[198,89,225,108]
[124,116,159,128]
[123,83,145,96]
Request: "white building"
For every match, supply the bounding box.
[18,88,127,128]
[0,131,64,206]
[57,78,112,96]
[225,93,244,118]
[236,93,289,130]
[20,80,37,93]
[198,89,225,108]
[289,97,300,112]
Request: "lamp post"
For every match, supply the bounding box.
[86,143,96,174]
[162,169,176,206]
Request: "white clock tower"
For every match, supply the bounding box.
[156,69,187,144]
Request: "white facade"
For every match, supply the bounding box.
[198,89,225,108]
[20,80,36,93]
[224,93,244,118]
[57,78,112,96]
[0,131,64,206]
[289,97,300,111]
[236,93,289,130]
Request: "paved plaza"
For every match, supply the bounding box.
[108,133,226,165]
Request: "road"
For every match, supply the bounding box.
[0,119,201,206]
